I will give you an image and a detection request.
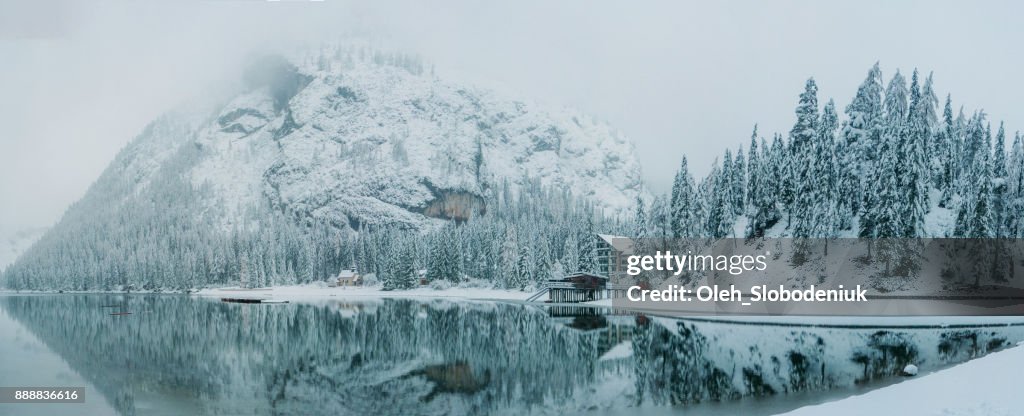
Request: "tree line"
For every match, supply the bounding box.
[651,63,1024,243]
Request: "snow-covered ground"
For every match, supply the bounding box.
[780,343,1024,416]
[193,282,536,303]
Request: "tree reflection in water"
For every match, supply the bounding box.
[1,295,1021,415]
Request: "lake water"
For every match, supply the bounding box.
[1,294,1022,416]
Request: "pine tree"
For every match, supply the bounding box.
[814,99,840,236]
[578,219,598,274]
[789,78,819,238]
[961,113,988,195]
[502,227,524,288]
[721,149,735,220]
[958,156,994,238]
[704,162,733,238]
[872,70,909,238]
[732,147,746,216]
[954,117,995,239]
[634,197,649,239]
[991,122,1009,237]
[751,136,780,237]
[669,157,697,238]
[745,127,760,211]
[561,233,580,274]
[903,69,933,237]
[770,134,788,209]
[745,127,776,238]
[393,239,418,290]
[921,73,941,181]
[843,63,884,218]
[938,95,957,208]
[426,226,463,284]
[1008,132,1024,237]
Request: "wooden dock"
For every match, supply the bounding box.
[220,298,289,304]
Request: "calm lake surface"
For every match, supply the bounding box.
[1,294,1022,416]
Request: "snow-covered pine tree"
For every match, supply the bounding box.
[393,239,418,290]
[903,69,933,237]
[745,128,776,237]
[954,116,995,239]
[577,219,598,274]
[921,73,941,183]
[379,239,398,290]
[531,236,551,286]
[649,194,671,240]
[871,70,909,239]
[721,149,736,221]
[1008,132,1024,237]
[732,147,746,216]
[548,258,566,281]
[516,240,533,288]
[501,226,524,288]
[425,233,444,283]
[634,196,649,239]
[704,162,733,239]
[745,126,760,211]
[843,63,884,219]
[955,152,994,238]
[670,157,697,238]
[778,134,796,229]
[991,122,1010,237]
[938,95,957,208]
[788,78,820,238]
[426,225,463,284]
[959,113,988,196]
[814,99,841,236]
[745,128,770,237]
[561,232,580,274]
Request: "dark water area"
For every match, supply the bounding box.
[0,294,1021,416]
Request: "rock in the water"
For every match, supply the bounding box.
[902,364,919,376]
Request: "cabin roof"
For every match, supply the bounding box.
[549,272,609,282]
[566,272,608,279]
[338,270,358,278]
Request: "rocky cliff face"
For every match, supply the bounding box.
[182,51,645,231]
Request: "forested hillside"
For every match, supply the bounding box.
[650,64,1023,242]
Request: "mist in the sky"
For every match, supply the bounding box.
[1,0,1022,229]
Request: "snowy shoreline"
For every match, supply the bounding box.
[779,341,1024,416]
[192,283,538,303]
[7,285,1024,328]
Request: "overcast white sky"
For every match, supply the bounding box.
[1,0,1022,228]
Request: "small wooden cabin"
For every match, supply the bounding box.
[336,269,362,287]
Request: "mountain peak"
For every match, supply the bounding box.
[189,50,645,230]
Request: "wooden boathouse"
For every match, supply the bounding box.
[542,272,629,303]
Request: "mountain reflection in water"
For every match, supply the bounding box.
[1,295,1021,416]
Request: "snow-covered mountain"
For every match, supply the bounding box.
[1,49,647,290]
[70,51,643,232]
[184,53,644,230]
[0,226,47,271]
